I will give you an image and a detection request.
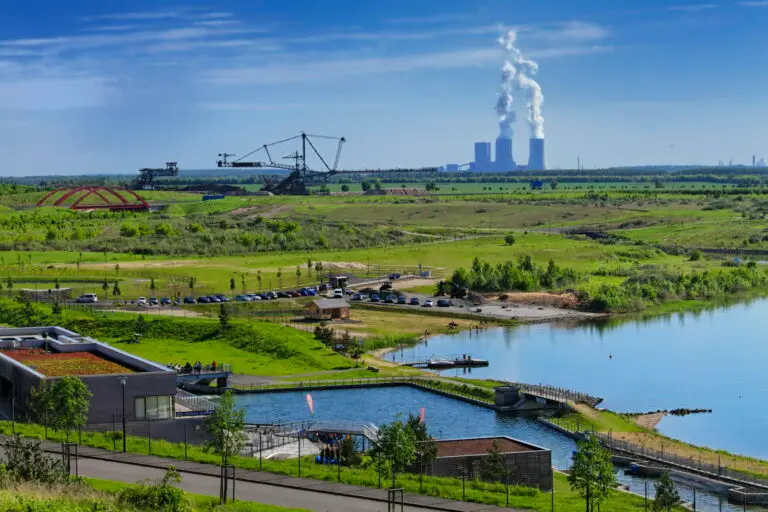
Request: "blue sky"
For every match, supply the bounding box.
[0,0,766,175]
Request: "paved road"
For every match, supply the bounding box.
[75,457,433,512]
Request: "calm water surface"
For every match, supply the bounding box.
[394,300,768,459]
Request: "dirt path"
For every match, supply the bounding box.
[633,412,667,429]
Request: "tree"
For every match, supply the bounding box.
[567,436,617,512]
[102,278,109,293]
[373,178,383,190]
[33,377,91,441]
[256,271,263,289]
[479,440,506,482]
[689,250,703,261]
[339,435,361,466]
[188,277,196,291]
[277,268,283,287]
[54,278,60,291]
[219,303,230,330]
[425,181,437,191]
[504,234,516,246]
[296,265,302,285]
[361,180,372,192]
[307,257,313,277]
[135,314,148,335]
[240,273,247,292]
[51,302,62,316]
[370,419,417,489]
[550,178,559,190]
[651,472,681,511]
[203,390,246,466]
[115,263,120,276]
[112,282,122,297]
[406,413,437,471]
[149,278,157,294]
[341,184,350,192]
[229,277,236,293]
[6,276,12,296]
[313,323,335,347]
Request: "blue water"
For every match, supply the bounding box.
[392,300,768,460]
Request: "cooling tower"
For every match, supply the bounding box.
[495,136,515,171]
[528,138,547,171]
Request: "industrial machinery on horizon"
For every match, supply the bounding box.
[217,131,437,195]
[134,162,179,190]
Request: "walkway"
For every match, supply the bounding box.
[27,439,526,512]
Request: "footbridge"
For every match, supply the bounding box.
[249,420,379,443]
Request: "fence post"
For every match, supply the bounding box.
[184,423,188,460]
[147,417,151,455]
[112,411,117,452]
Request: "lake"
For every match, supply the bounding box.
[392,299,768,459]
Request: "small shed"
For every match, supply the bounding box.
[306,299,350,320]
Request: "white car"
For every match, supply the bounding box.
[75,293,98,303]
[423,299,434,307]
[137,297,147,306]
[332,288,344,298]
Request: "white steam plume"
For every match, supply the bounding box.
[497,29,544,139]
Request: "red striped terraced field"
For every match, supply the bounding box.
[0,349,134,377]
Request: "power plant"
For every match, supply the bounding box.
[448,29,548,173]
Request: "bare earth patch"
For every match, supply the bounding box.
[489,291,580,308]
[69,260,200,270]
[393,278,438,290]
[633,412,667,430]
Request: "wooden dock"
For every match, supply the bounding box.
[398,356,489,369]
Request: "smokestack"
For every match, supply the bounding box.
[495,136,515,171]
[528,138,546,171]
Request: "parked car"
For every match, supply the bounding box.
[423,299,433,307]
[437,299,451,307]
[173,297,182,306]
[277,292,291,298]
[137,297,147,306]
[150,297,159,306]
[397,296,407,305]
[217,295,231,302]
[409,297,420,306]
[234,295,250,302]
[209,296,221,303]
[352,293,363,301]
[75,293,98,303]
[246,293,262,301]
[183,296,196,304]
[384,295,395,304]
[388,273,401,280]
[370,294,380,302]
[333,288,344,298]
[197,296,211,304]
[160,297,172,305]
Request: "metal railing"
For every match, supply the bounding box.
[230,376,496,405]
[175,389,216,415]
[543,417,768,490]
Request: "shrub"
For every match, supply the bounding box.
[118,466,185,511]
[689,250,703,261]
[504,234,516,246]
[0,435,68,484]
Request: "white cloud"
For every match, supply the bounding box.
[739,0,768,6]
[200,102,394,111]
[208,44,609,85]
[385,13,475,25]
[81,10,191,22]
[0,77,112,110]
[666,4,717,12]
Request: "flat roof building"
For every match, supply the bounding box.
[422,436,553,490]
[0,326,177,424]
[306,299,351,320]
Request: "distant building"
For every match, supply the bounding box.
[445,164,460,172]
[494,136,516,171]
[472,142,492,171]
[306,299,351,320]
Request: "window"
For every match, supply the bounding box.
[134,395,173,420]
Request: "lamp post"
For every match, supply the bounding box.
[119,377,127,452]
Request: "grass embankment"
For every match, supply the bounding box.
[560,404,768,479]
[0,422,660,511]
[0,479,307,511]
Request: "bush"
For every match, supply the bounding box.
[0,435,68,484]
[504,234,516,246]
[118,466,185,511]
[689,250,703,261]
